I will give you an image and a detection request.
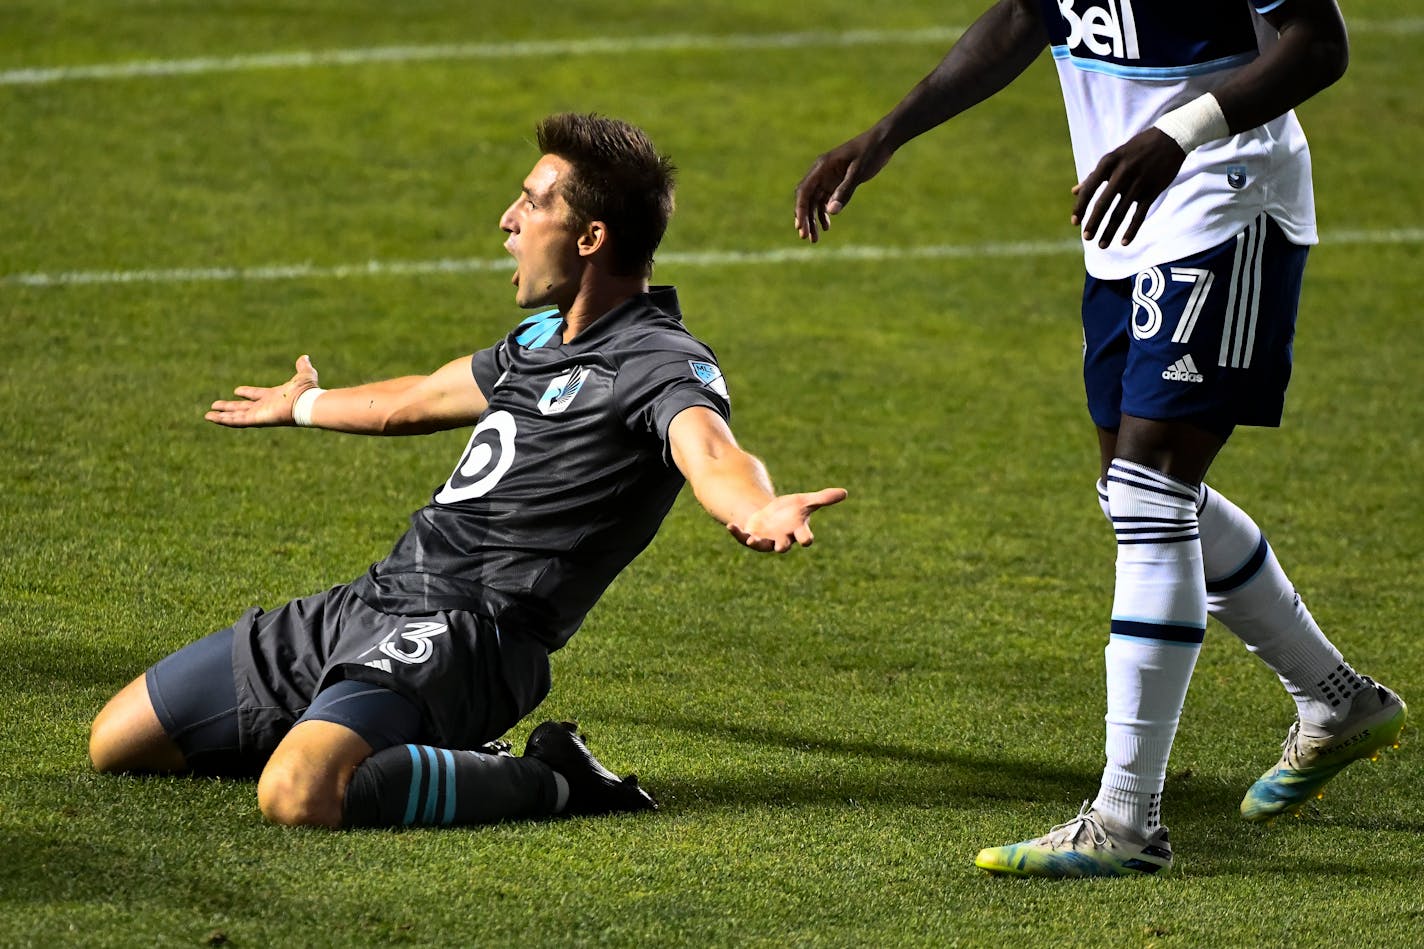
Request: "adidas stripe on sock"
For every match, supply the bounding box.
[1196,484,1365,725]
[1095,479,1366,726]
[1093,460,1205,834]
[343,744,559,827]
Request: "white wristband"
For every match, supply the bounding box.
[1152,93,1230,154]
[292,387,325,427]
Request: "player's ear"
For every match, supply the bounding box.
[577,220,608,259]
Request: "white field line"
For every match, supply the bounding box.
[1,18,1419,87]
[5,229,1421,289]
[0,27,966,86]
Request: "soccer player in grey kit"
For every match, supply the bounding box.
[89,113,846,829]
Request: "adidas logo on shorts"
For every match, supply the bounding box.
[1162,354,1204,383]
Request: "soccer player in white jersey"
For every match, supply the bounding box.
[794,0,1405,877]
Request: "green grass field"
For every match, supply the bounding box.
[3,2,1422,945]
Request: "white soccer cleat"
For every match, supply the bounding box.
[974,801,1173,878]
[1241,677,1407,822]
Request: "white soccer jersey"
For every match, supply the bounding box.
[1042,0,1317,279]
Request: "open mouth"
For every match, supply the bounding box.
[505,238,519,287]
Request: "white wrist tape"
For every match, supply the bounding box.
[1152,93,1230,153]
[292,387,325,427]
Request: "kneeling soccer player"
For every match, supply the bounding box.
[89,113,846,829]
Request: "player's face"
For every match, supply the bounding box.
[500,154,585,310]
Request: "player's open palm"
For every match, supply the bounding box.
[206,355,320,428]
[794,130,894,243]
[729,488,848,553]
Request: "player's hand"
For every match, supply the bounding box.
[728,488,848,553]
[1071,127,1188,248]
[794,129,894,243]
[205,355,320,428]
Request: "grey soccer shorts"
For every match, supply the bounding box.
[147,582,551,774]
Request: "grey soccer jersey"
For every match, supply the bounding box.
[350,286,730,650]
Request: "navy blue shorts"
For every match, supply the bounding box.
[146,627,420,777]
[1082,213,1309,438]
[145,628,246,775]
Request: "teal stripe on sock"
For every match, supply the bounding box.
[421,746,440,824]
[402,745,423,826]
[440,749,457,825]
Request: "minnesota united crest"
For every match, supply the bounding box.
[537,366,590,416]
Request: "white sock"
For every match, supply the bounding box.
[1095,785,1163,832]
[1196,484,1365,726]
[1092,460,1205,835]
[1096,479,1366,727]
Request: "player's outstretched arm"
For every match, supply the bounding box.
[1072,0,1348,247]
[668,407,846,553]
[205,354,489,435]
[793,0,1048,242]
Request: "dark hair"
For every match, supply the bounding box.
[535,113,676,277]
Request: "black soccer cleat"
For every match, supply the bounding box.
[523,720,657,816]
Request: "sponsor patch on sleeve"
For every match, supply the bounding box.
[688,360,729,399]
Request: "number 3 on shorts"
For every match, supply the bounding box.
[379,622,450,665]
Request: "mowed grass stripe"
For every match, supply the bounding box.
[5,228,1422,289]
[1,18,1419,86]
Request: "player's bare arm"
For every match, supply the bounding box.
[1072,0,1348,247]
[205,353,489,435]
[793,0,1048,242]
[667,406,847,553]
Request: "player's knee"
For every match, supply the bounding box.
[87,714,125,774]
[257,760,344,829]
[88,694,183,774]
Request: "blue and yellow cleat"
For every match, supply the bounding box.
[974,802,1173,879]
[1242,677,1407,822]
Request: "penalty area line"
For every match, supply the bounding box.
[4,229,1422,290]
